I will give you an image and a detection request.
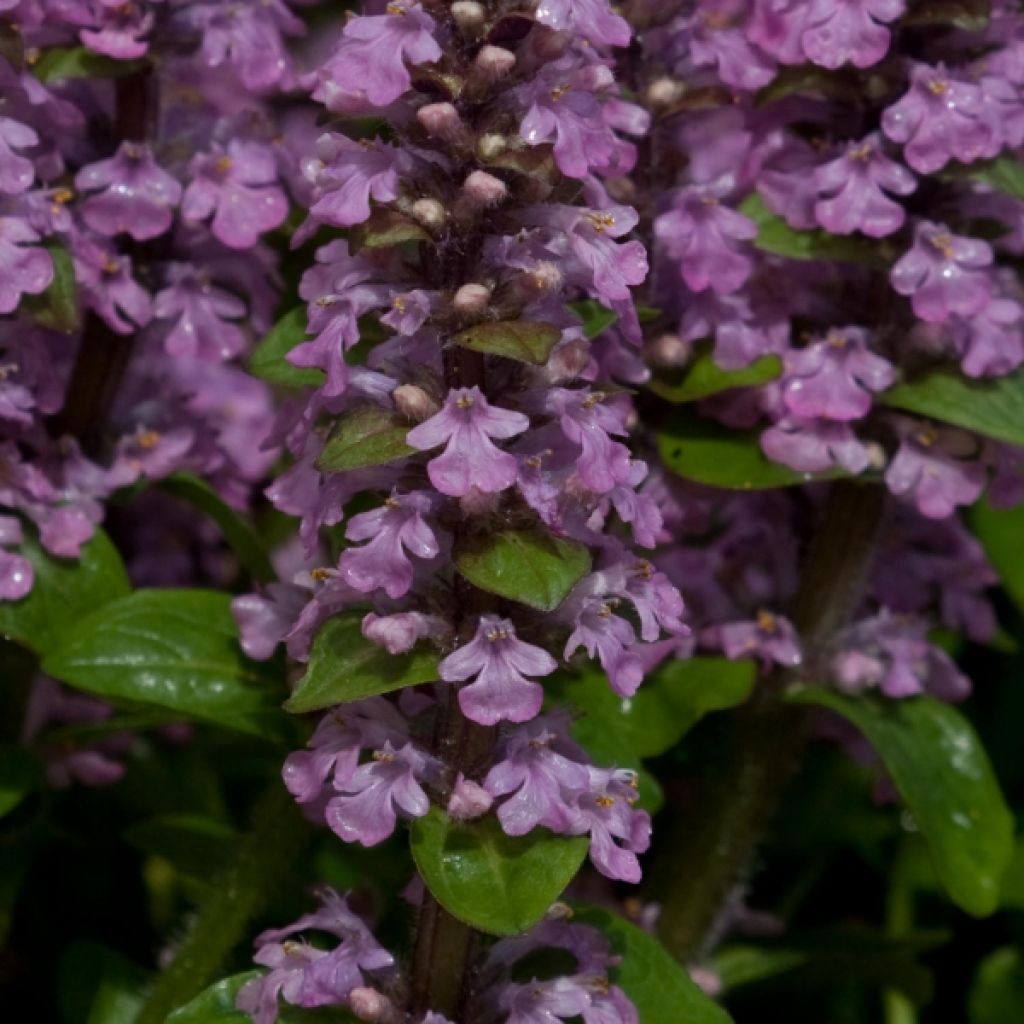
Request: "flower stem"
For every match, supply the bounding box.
[135,780,310,1024]
[654,480,887,963]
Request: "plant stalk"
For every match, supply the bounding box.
[654,480,887,963]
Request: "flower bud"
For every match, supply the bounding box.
[447,773,493,820]
[524,261,562,295]
[393,383,439,421]
[451,0,486,36]
[349,987,401,1024]
[474,45,516,79]
[545,338,590,381]
[459,486,498,518]
[453,283,492,316]
[416,101,463,139]
[647,333,691,367]
[411,197,446,230]
[363,611,431,655]
[646,77,685,108]
[477,133,507,160]
[462,169,507,206]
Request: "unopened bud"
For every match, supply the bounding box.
[447,773,493,820]
[546,338,590,381]
[451,0,486,35]
[417,101,463,139]
[453,283,492,316]
[462,169,507,206]
[646,77,685,108]
[525,261,562,294]
[474,44,516,78]
[411,197,446,230]
[349,987,401,1024]
[477,132,507,160]
[864,441,887,470]
[459,486,497,518]
[393,383,439,422]
[647,333,690,367]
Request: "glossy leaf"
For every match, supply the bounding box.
[970,499,1024,614]
[649,347,782,403]
[351,209,429,252]
[659,410,848,490]
[573,906,735,1024]
[161,474,274,583]
[569,299,618,338]
[249,308,324,389]
[879,367,1024,447]
[315,405,415,473]
[454,528,591,612]
[43,590,287,741]
[969,947,1024,1024]
[285,611,439,714]
[0,747,40,818]
[739,194,880,263]
[0,526,130,654]
[410,809,588,936]
[788,688,1014,916]
[33,46,147,81]
[167,972,256,1024]
[25,243,79,333]
[453,320,561,365]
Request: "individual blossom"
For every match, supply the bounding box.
[307,134,405,229]
[439,616,558,726]
[682,0,777,92]
[0,214,52,314]
[153,265,247,362]
[812,134,916,237]
[0,515,31,599]
[708,609,803,667]
[890,222,993,323]
[0,117,38,194]
[799,0,905,69]
[534,0,632,48]
[75,142,182,241]
[406,386,529,497]
[546,388,636,493]
[573,767,651,883]
[761,416,873,474]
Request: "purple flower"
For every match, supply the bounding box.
[574,767,650,883]
[326,741,437,846]
[884,420,986,519]
[74,239,151,334]
[153,265,246,362]
[710,610,802,667]
[440,616,558,726]
[813,134,915,237]
[315,2,442,112]
[75,142,181,241]
[683,0,777,92]
[952,293,1024,379]
[882,63,999,173]
[362,610,448,655]
[534,0,631,47]
[0,215,52,314]
[447,773,493,820]
[546,388,635,493]
[654,186,758,294]
[308,134,405,228]
[761,416,872,474]
[781,327,894,421]
[800,0,904,69]
[0,516,32,600]
[0,117,37,194]
[81,0,153,59]
[182,141,287,250]
[564,596,643,697]
[339,491,440,599]
[890,222,993,323]
[407,386,529,497]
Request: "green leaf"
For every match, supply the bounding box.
[649,346,782,403]
[285,611,439,714]
[879,367,1024,447]
[569,299,619,338]
[161,473,274,583]
[572,906,735,1024]
[970,499,1024,614]
[123,814,236,879]
[0,747,40,818]
[740,193,880,263]
[58,942,150,1024]
[0,526,130,654]
[998,836,1024,910]
[411,809,588,936]
[454,528,591,612]
[43,590,287,741]
[24,243,79,333]
[969,948,1024,1024]
[167,972,256,1024]
[351,209,429,252]
[969,153,1024,201]
[249,308,324,389]
[32,46,147,82]
[658,409,849,490]
[787,689,1014,916]
[315,405,416,473]
[453,320,561,365]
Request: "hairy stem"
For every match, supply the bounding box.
[135,781,310,1024]
[654,480,887,963]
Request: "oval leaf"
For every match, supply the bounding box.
[453,320,561,365]
[284,612,439,714]
[351,209,429,252]
[969,947,1024,1024]
[167,972,256,1024]
[33,46,147,81]
[788,688,1014,916]
[659,410,849,490]
[42,590,287,741]
[970,498,1024,614]
[0,526,130,654]
[249,308,324,389]
[880,367,1024,448]
[315,405,416,473]
[649,347,782,403]
[454,528,591,612]
[411,809,588,936]
[572,906,735,1024]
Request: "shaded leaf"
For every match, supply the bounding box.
[411,809,588,936]
[351,209,429,252]
[24,243,79,333]
[905,0,990,30]
[649,347,782,403]
[788,688,1014,916]
[33,46,147,81]
[569,299,618,338]
[0,747,40,818]
[315,405,415,473]
[969,947,1024,1024]
[740,194,880,263]
[167,972,257,1024]
[123,814,237,879]
[249,307,324,389]
[970,498,1024,615]
[880,367,1024,447]
[453,320,561,365]
[969,153,1024,201]
[43,590,287,741]
[285,611,439,714]
[454,528,591,612]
